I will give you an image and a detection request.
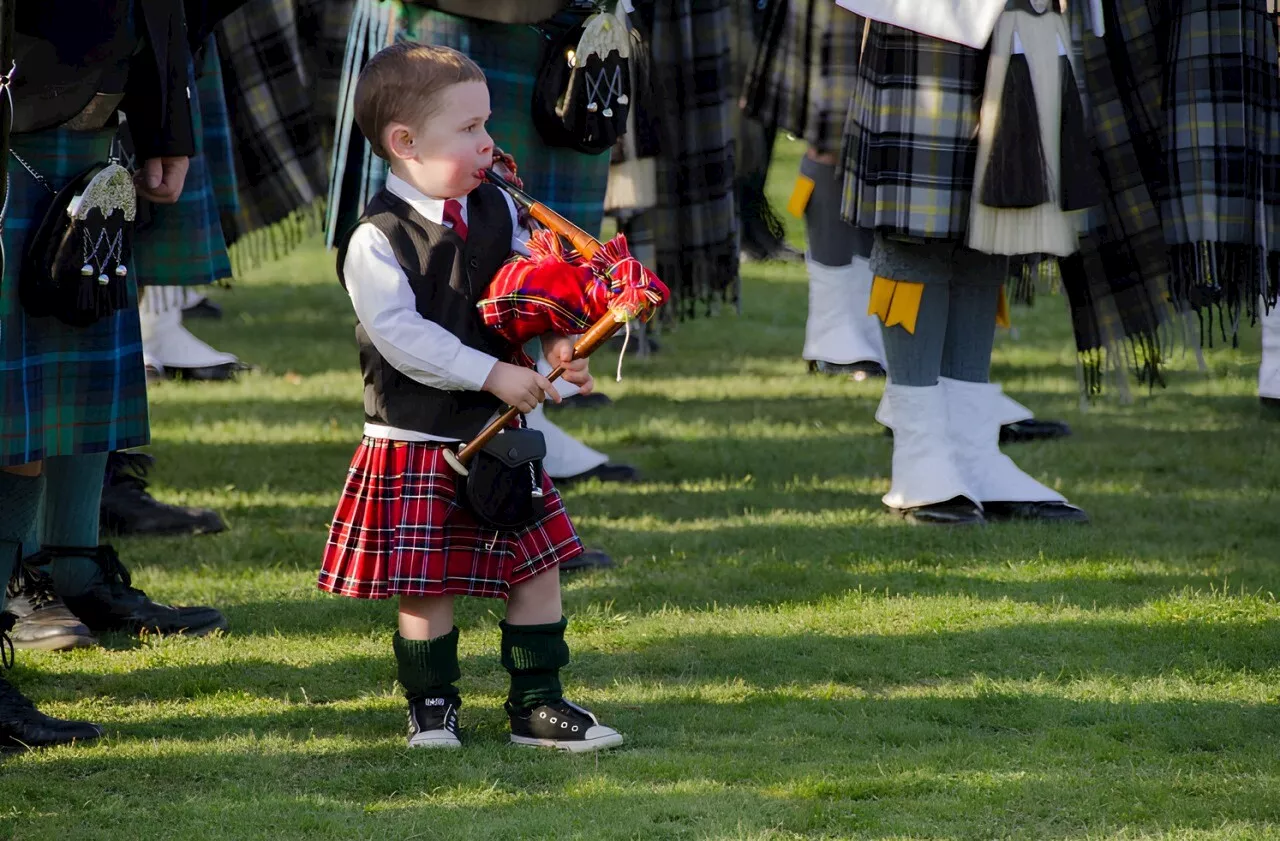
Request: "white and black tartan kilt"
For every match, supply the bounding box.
[743,0,865,155]
[839,22,989,241]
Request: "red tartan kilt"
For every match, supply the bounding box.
[319,437,583,600]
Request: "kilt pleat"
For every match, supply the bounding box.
[743,0,864,155]
[0,130,149,467]
[131,42,234,289]
[840,22,988,240]
[319,438,583,600]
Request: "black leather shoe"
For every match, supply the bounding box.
[166,361,249,382]
[181,297,223,320]
[0,614,102,751]
[100,452,227,537]
[896,496,985,525]
[560,548,615,574]
[999,419,1073,445]
[983,501,1090,523]
[1262,396,1280,419]
[5,565,97,651]
[547,392,613,411]
[555,463,640,488]
[50,546,229,637]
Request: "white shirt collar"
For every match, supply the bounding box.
[386,172,467,225]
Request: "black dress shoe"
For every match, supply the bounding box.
[896,496,985,525]
[181,297,223,320]
[983,501,1090,523]
[999,419,1073,445]
[554,463,641,488]
[5,565,97,651]
[48,546,229,637]
[100,452,227,537]
[0,614,102,751]
[560,548,615,574]
[166,361,249,382]
[547,392,613,411]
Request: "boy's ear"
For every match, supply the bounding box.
[384,122,417,161]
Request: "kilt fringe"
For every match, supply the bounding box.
[229,198,326,276]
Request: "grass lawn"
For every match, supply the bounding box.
[2,138,1278,840]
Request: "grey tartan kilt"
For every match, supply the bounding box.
[839,21,988,241]
[743,0,865,155]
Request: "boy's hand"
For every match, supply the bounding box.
[483,361,561,413]
[543,334,594,395]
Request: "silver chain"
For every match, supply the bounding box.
[10,150,54,195]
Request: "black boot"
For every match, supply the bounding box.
[5,563,97,651]
[100,452,227,538]
[0,613,102,751]
[49,546,228,637]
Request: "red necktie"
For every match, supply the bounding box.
[443,199,468,241]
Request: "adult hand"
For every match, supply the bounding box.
[136,157,190,204]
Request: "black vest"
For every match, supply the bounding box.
[337,184,513,439]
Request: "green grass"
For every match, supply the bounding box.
[2,138,1278,840]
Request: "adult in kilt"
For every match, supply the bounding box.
[743,0,885,380]
[742,0,1071,442]
[133,38,246,384]
[0,0,227,752]
[326,0,641,515]
[840,2,1100,526]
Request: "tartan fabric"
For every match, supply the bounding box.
[216,0,330,257]
[840,22,988,240]
[326,2,611,244]
[479,230,669,346]
[131,48,234,289]
[1161,0,1280,321]
[1055,0,1174,388]
[0,130,149,467]
[197,39,242,229]
[742,0,865,155]
[319,437,582,600]
[625,0,739,319]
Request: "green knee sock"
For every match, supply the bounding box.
[394,628,461,702]
[40,453,110,597]
[0,471,46,612]
[501,617,569,712]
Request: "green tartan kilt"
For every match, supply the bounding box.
[0,129,149,467]
[328,1,610,241]
[131,43,235,288]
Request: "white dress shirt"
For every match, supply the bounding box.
[344,172,531,442]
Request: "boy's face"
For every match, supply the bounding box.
[388,81,494,199]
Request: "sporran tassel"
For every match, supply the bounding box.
[980,33,1051,209]
[1057,55,1102,211]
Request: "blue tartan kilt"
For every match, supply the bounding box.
[0,129,149,467]
[131,42,235,289]
[327,1,610,243]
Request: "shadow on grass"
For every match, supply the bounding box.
[8,693,1279,840]
[29,616,1278,709]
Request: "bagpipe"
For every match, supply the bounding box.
[440,166,668,478]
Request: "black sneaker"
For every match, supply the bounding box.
[5,564,97,651]
[51,545,229,637]
[0,613,102,751]
[100,452,227,538]
[507,699,623,753]
[407,697,461,749]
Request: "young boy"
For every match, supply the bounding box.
[320,42,622,752]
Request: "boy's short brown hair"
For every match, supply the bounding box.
[354,42,486,160]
